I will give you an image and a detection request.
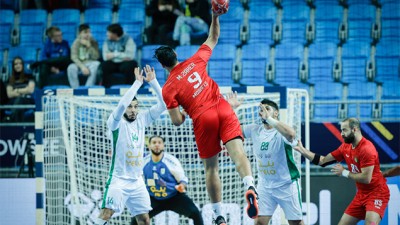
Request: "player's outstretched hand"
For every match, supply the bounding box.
[134,67,144,83]
[226,91,243,109]
[331,164,345,176]
[175,183,186,193]
[143,65,156,82]
[259,104,273,120]
[293,140,306,154]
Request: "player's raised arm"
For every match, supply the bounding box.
[203,13,220,50]
[259,104,296,142]
[141,65,166,127]
[293,140,336,167]
[107,67,143,130]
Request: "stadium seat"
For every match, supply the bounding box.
[87,0,113,8]
[313,81,343,120]
[0,25,12,49]
[274,43,305,86]
[380,80,400,118]
[314,4,343,43]
[347,3,376,42]
[281,2,310,44]
[341,41,371,82]
[247,2,277,45]
[119,0,145,8]
[52,9,80,25]
[375,41,400,82]
[19,10,47,47]
[308,42,338,82]
[20,9,47,25]
[0,9,14,25]
[51,9,81,45]
[0,10,14,48]
[218,1,243,45]
[347,82,377,118]
[240,44,269,85]
[175,45,200,62]
[84,8,113,46]
[208,44,237,86]
[119,8,145,47]
[141,45,166,85]
[381,2,400,41]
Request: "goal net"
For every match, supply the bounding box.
[41,87,308,225]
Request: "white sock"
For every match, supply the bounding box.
[211,202,222,217]
[243,176,254,189]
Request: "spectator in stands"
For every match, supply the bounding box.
[67,24,100,88]
[101,24,137,88]
[6,57,35,122]
[31,26,72,88]
[145,0,182,45]
[0,79,8,121]
[173,0,211,46]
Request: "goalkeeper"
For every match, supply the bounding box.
[131,135,203,225]
[227,94,304,225]
[96,65,166,225]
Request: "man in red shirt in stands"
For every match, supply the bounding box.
[153,11,258,225]
[294,118,390,225]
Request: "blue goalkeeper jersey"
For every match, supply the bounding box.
[143,152,188,200]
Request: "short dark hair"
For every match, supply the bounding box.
[148,135,165,143]
[79,24,90,33]
[342,118,360,129]
[132,96,137,102]
[154,46,177,67]
[260,99,279,111]
[46,26,61,37]
[107,24,123,37]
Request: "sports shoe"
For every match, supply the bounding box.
[245,186,259,219]
[213,215,227,225]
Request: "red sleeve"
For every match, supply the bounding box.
[330,144,344,162]
[359,143,377,168]
[162,86,179,109]
[195,44,212,62]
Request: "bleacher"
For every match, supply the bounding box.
[0,0,399,122]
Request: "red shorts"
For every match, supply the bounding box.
[192,98,243,158]
[344,184,390,220]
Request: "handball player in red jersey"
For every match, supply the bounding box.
[153,10,258,225]
[294,118,390,225]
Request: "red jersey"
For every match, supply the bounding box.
[162,44,221,119]
[331,137,387,193]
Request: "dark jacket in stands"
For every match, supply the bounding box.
[186,0,211,26]
[146,0,181,27]
[41,39,70,60]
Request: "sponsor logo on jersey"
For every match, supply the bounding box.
[260,142,269,151]
[350,163,360,173]
[374,199,382,209]
[131,134,138,142]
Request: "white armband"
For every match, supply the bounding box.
[266,117,278,127]
[342,169,350,178]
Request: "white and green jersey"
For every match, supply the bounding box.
[243,124,300,189]
[106,79,165,182]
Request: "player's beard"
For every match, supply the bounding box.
[151,149,164,156]
[124,112,137,122]
[343,132,355,144]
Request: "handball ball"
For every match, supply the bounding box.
[211,0,229,15]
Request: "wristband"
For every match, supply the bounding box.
[311,154,321,165]
[342,169,350,178]
[265,117,278,127]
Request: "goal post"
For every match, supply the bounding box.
[35,86,309,225]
